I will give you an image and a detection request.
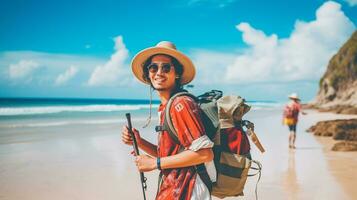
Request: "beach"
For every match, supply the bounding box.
[314,137,357,200]
[1,0,357,199]
[1,104,357,200]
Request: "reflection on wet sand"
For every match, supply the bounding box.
[282,150,300,200]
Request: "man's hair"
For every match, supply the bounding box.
[142,54,184,91]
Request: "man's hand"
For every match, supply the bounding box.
[121,125,141,146]
[135,155,156,172]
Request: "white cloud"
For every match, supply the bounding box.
[55,66,79,86]
[8,60,40,80]
[192,1,355,85]
[0,51,106,85]
[190,49,236,84]
[87,36,130,87]
[343,0,357,6]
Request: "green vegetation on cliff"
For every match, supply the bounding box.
[320,30,357,89]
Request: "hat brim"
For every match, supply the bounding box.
[289,96,300,100]
[131,47,195,85]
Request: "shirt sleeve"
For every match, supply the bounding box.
[169,96,213,149]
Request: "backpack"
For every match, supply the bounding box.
[159,90,263,198]
[283,104,299,126]
[283,105,294,118]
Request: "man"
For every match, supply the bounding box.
[282,93,306,149]
[121,41,214,200]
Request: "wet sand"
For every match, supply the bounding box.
[304,111,357,200]
[0,110,356,200]
[315,137,357,200]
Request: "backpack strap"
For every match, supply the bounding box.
[195,164,213,191]
[161,91,213,192]
[162,91,197,144]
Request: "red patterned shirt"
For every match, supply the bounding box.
[156,96,211,200]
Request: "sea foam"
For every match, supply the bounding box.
[0,104,159,116]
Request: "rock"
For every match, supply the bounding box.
[332,141,357,151]
[318,105,357,115]
[307,119,357,151]
[306,119,344,137]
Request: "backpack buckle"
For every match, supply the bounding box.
[155,125,165,132]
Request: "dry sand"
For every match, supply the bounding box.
[0,110,356,200]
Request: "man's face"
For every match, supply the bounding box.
[148,55,177,92]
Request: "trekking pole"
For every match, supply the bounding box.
[125,113,147,200]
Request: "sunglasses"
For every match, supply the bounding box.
[147,63,173,73]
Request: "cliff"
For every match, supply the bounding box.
[312,30,357,114]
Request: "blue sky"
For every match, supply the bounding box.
[0,0,356,102]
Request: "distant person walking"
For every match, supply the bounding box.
[283,93,306,148]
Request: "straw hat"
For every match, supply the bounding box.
[131,41,196,85]
[288,93,300,100]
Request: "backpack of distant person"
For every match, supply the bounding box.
[283,105,294,118]
[158,90,264,198]
[283,104,298,125]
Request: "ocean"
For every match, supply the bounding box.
[0,97,282,129]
